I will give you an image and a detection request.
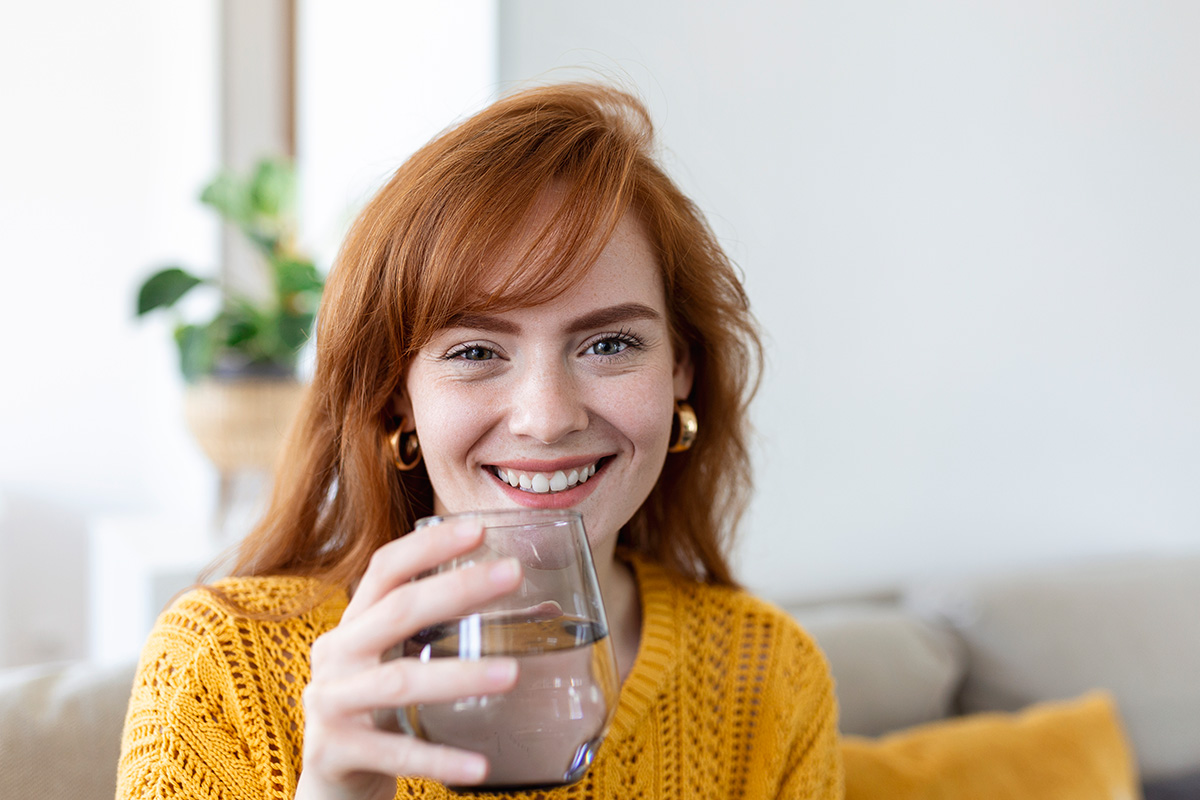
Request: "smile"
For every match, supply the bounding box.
[489,461,601,494]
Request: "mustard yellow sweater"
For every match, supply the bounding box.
[117,555,843,799]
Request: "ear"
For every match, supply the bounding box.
[672,347,695,401]
[390,385,416,430]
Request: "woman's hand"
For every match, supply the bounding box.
[295,520,522,800]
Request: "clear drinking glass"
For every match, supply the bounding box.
[378,509,620,792]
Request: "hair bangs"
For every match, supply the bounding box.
[403,134,636,352]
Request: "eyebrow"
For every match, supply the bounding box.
[448,302,663,336]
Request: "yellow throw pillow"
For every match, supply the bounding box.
[842,691,1141,800]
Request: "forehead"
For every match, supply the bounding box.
[476,210,667,324]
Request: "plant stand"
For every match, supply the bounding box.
[183,377,306,544]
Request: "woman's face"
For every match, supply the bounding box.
[398,211,693,558]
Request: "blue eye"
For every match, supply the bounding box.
[586,338,629,356]
[448,345,495,361]
[583,330,644,357]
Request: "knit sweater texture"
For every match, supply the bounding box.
[117,554,843,799]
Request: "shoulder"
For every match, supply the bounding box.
[121,575,344,796]
[636,555,834,698]
[632,553,827,670]
[693,580,825,667]
[201,574,348,620]
[142,575,348,667]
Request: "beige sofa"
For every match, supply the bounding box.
[789,553,1200,798]
[2,553,1197,800]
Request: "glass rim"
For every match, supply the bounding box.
[415,508,583,529]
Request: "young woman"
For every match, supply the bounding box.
[117,83,842,799]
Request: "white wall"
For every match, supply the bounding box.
[297,0,499,270]
[0,3,218,514]
[498,1,1200,600]
[0,1,499,667]
[0,2,218,664]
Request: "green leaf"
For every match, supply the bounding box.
[137,267,205,315]
[217,302,260,350]
[278,309,316,351]
[143,156,319,381]
[174,322,217,382]
[245,230,280,256]
[275,257,323,296]
[200,171,250,226]
[249,159,294,218]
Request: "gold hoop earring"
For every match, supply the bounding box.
[668,401,698,453]
[388,423,422,471]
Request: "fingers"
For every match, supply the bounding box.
[305,656,519,717]
[323,558,523,667]
[346,519,485,619]
[301,518,522,795]
[304,724,491,789]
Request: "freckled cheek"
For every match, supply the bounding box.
[600,392,676,450]
[411,386,498,468]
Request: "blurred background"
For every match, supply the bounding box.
[1,0,1197,669]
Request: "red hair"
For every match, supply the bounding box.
[223,83,762,595]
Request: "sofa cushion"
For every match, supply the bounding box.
[788,602,964,736]
[842,691,1140,800]
[1143,771,1200,800]
[0,660,137,800]
[906,553,1200,780]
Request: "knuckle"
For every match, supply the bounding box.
[309,633,333,667]
[302,731,330,767]
[394,740,444,780]
[447,565,469,589]
[366,546,391,574]
[384,586,417,629]
[380,662,409,701]
[301,682,325,714]
[424,745,453,776]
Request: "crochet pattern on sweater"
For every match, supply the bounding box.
[117,555,843,799]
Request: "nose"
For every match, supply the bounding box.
[505,356,589,444]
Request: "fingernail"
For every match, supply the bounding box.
[461,755,488,782]
[486,659,518,683]
[489,558,520,584]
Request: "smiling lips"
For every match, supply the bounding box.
[490,461,601,494]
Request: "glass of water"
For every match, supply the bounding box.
[379,508,620,791]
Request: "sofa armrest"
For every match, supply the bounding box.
[0,660,137,800]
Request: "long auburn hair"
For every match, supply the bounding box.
[222,82,762,598]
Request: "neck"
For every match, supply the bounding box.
[592,541,642,681]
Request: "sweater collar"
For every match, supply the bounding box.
[607,551,680,741]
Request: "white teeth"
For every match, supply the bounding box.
[492,462,601,494]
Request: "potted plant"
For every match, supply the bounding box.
[136,157,323,474]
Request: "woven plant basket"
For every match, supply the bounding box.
[183,377,306,472]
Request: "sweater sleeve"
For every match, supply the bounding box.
[775,669,843,799]
[771,618,845,800]
[116,591,270,800]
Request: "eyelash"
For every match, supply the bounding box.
[443,343,496,363]
[441,329,646,364]
[582,328,645,358]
